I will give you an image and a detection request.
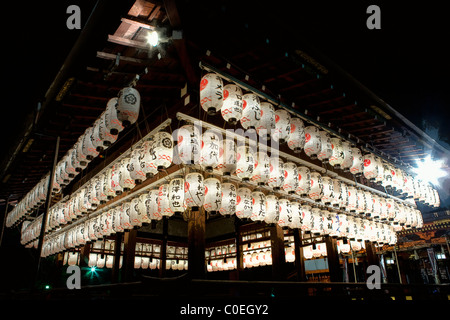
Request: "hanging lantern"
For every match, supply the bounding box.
[385,198,397,222]
[317,131,332,162]
[379,197,388,221]
[330,179,342,207]
[329,138,345,168]
[362,153,378,180]
[321,176,334,205]
[328,212,340,238]
[236,187,252,219]
[216,138,236,176]
[219,182,237,216]
[310,208,324,236]
[200,73,223,115]
[264,194,279,225]
[257,102,276,140]
[309,171,323,202]
[104,97,124,135]
[169,177,185,214]
[350,147,363,176]
[128,148,146,185]
[340,141,353,171]
[184,172,205,210]
[282,162,298,194]
[278,198,292,229]
[203,177,221,214]
[290,201,303,229]
[110,163,123,195]
[120,202,133,230]
[251,191,266,222]
[303,245,313,259]
[146,189,162,221]
[200,130,222,172]
[251,151,270,186]
[75,137,90,167]
[267,157,284,191]
[236,145,255,182]
[157,184,173,217]
[363,191,374,218]
[221,84,243,124]
[347,186,358,213]
[296,166,311,197]
[240,93,261,130]
[96,113,118,149]
[176,124,201,165]
[322,210,333,235]
[355,188,366,215]
[119,157,135,191]
[287,117,305,153]
[135,194,151,225]
[300,205,312,233]
[403,173,415,198]
[116,87,140,127]
[153,131,173,171]
[374,157,385,183]
[382,164,395,189]
[273,109,291,144]
[304,126,321,159]
[371,194,381,221]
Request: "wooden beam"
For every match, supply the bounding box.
[107,34,149,50]
[187,208,206,279]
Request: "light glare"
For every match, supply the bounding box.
[146,31,159,47]
[413,156,447,185]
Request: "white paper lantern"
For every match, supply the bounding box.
[309,171,323,201]
[236,145,255,182]
[153,131,173,170]
[329,138,345,168]
[382,163,394,189]
[146,189,162,220]
[304,126,321,159]
[267,157,284,190]
[282,162,298,194]
[176,124,201,165]
[317,131,332,162]
[290,201,303,229]
[104,97,124,135]
[374,157,385,183]
[251,151,270,185]
[385,198,397,222]
[139,138,158,179]
[221,84,243,124]
[119,158,135,191]
[257,102,276,140]
[200,130,222,172]
[236,187,252,219]
[347,186,358,212]
[117,87,140,126]
[320,176,335,205]
[303,245,313,259]
[216,138,236,176]
[251,191,266,222]
[310,208,324,235]
[200,73,223,115]
[219,182,237,216]
[264,194,279,224]
[355,188,366,215]
[350,147,363,175]
[184,172,205,209]
[340,141,353,171]
[273,109,291,144]
[203,177,221,213]
[363,191,374,217]
[278,198,292,228]
[169,177,185,213]
[287,117,305,153]
[128,148,146,185]
[110,163,123,195]
[120,202,133,230]
[240,93,261,130]
[363,153,378,180]
[379,197,388,221]
[157,184,173,217]
[295,166,311,197]
[300,205,312,233]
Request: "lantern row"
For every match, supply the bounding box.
[199,72,440,208]
[6,87,142,228]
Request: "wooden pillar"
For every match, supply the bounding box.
[159,217,168,277]
[111,232,123,283]
[187,208,206,279]
[79,243,91,268]
[231,217,243,280]
[270,225,286,280]
[365,240,378,266]
[293,230,306,281]
[325,235,342,282]
[122,229,137,282]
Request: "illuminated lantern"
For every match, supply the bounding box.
[251,191,266,222]
[200,130,221,172]
[117,87,140,126]
[184,172,205,210]
[75,138,90,168]
[329,138,345,168]
[135,194,151,225]
[120,202,133,230]
[264,194,279,224]
[330,179,342,207]
[104,97,124,135]
[403,173,414,197]
[310,208,324,235]
[203,177,221,214]
[346,215,357,241]
[321,176,334,205]
[128,148,146,185]
[267,157,284,190]
[236,187,252,219]
[303,245,313,259]
[355,188,366,215]
[216,138,236,176]
[347,186,358,213]
[309,171,323,201]
[329,212,340,238]
[282,162,298,194]
[219,182,237,216]
[385,198,397,222]
[139,138,158,179]
[296,166,311,197]
[287,117,305,153]
[340,141,353,171]
[157,184,173,217]
[363,191,374,217]
[278,198,292,228]
[433,189,440,208]
[221,84,243,124]
[169,177,185,214]
[416,209,423,228]
[273,109,291,144]
[146,189,162,220]
[290,201,302,229]
[200,73,223,115]
[397,203,407,226]
[391,168,402,191]
[119,158,135,191]
[322,210,333,235]
[379,197,388,221]
[110,163,123,195]
[300,205,312,233]
[103,168,116,200]
[236,145,255,182]
[251,151,270,185]
[153,131,173,171]
[374,157,385,183]
[382,164,395,189]
[317,131,332,162]
[257,102,276,140]
[240,93,261,130]
[304,126,321,159]
[176,124,201,165]
[350,147,363,175]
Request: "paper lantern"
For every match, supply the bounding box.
[287,117,305,153]
[385,198,397,222]
[371,195,381,221]
[75,138,90,167]
[104,97,124,135]
[304,126,321,159]
[157,184,173,217]
[240,93,261,130]
[251,151,270,185]
[221,84,243,124]
[219,182,237,216]
[402,173,415,198]
[346,216,357,241]
[321,176,334,205]
[135,194,151,225]
[328,212,340,238]
[120,202,133,230]
[116,87,140,126]
[236,187,252,219]
[362,153,378,180]
[310,208,324,235]
[378,197,388,221]
[355,188,366,215]
[264,194,279,224]
[329,138,344,168]
[146,189,162,220]
[130,196,144,228]
[374,157,385,183]
[236,145,255,182]
[295,166,311,197]
[94,114,118,150]
[128,148,146,185]
[350,147,363,175]
[200,130,222,172]
[153,131,173,171]
[119,158,135,191]
[382,163,394,189]
[110,163,123,195]
[322,210,334,235]
[329,179,342,207]
[300,205,312,233]
[282,162,298,194]
[363,191,374,217]
[176,124,201,165]
[303,245,313,259]
[273,109,291,144]
[309,171,323,201]
[257,102,276,140]
[184,172,205,209]
[203,177,221,214]
[216,138,236,176]
[290,201,302,229]
[396,203,407,226]
[317,131,332,162]
[200,73,223,115]
[169,177,185,213]
[267,157,284,190]
[251,191,266,222]
[340,141,353,171]
[347,186,358,213]
[278,198,292,228]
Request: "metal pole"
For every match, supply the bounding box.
[350,249,357,283]
[393,246,402,284]
[34,136,60,289]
